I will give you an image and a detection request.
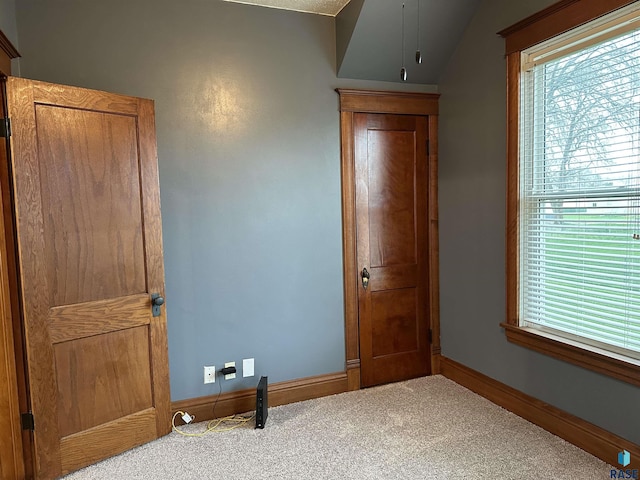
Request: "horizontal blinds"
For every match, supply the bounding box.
[519,10,640,359]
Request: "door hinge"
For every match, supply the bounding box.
[21,412,34,431]
[428,328,433,343]
[426,139,430,156]
[0,117,10,138]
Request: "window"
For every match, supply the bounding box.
[501,0,640,385]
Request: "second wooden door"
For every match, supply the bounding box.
[355,112,431,388]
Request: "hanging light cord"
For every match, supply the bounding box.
[416,0,420,51]
[415,0,422,64]
[401,3,407,81]
[402,3,405,64]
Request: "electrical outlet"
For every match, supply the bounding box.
[243,358,254,377]
[204,365,215,384]
[224,361,236,380]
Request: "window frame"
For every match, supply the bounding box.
[499,0,640,387]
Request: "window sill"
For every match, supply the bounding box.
[500,323,640,387]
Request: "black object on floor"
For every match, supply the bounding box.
[255,376,268,429]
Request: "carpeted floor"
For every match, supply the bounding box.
[63,375,613,479]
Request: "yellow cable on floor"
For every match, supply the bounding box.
[171,411,255,437]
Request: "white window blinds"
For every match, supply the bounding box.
[519,5,640,358]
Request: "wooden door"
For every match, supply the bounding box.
[5,77,171,478]
[355,112,431,388]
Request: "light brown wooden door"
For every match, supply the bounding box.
[6,77,171,479]
[355,112,431,388]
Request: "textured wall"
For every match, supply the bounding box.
[14,0,436,401]
[438,0,640,444]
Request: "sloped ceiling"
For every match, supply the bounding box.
[225,0,482,86]
[338,0,482,85]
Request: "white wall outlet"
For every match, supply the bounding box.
[204,365,215,384]
[243,358,254,377]
[224,361,236,380]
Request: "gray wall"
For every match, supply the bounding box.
[0,0,18,56]
[13,0,436,401]
[438,0,640,444]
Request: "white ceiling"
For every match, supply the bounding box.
[222,0,351,16]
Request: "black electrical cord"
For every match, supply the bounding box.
[211,371,223,419]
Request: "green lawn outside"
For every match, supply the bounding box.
[524,213,640,349]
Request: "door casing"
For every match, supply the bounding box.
[0,30,26,480]
[336,89,441,390]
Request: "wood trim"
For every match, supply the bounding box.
[0,79,24,480]
[353,113,373,386]
[502,323,640,387]
[340,110,359,369]
[427,114,441,374]
[0,193,23,480]
[505,52,520,328]
[440,356,640,470]
[0,29,19,77]
[171,372,348,425]
[430,354,442,375]
[336,89,439,115]
[0,31,19,61]
[346,359,360,391]
[498,0,637,54]
[498,0,580,36]
[337,89,441,389]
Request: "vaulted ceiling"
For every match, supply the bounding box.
[224,0,482,85]
[336,0,482,85]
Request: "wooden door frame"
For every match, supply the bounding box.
[336,89,441,391]
[0,30,25,480]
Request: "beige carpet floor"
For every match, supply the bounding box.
[62,375,613,479]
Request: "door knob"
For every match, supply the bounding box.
[151,293,165,317]
[361,268,370,290]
